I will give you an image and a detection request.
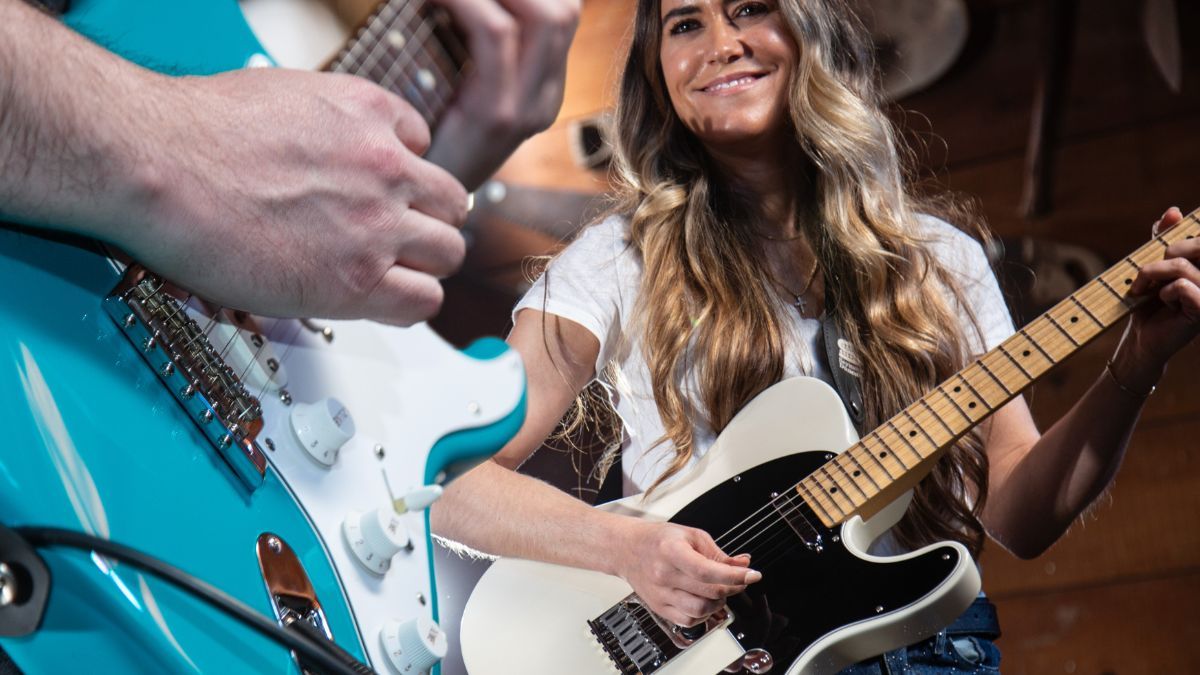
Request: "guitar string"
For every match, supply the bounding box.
[604,220,1200,642]
[723,253,1157,560]
[376,16,450,119]
[621,238,1177,631]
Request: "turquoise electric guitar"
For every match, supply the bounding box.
[0,1,524,673]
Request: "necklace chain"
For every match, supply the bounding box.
[775,260,820,314]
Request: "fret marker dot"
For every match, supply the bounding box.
[968,402,977,409]
[953,386,962,393]
[1125,279,1133,285]
[1070,316,1078,323]
[829,487,838,494]
[908,430,917,437]
[879,451,888,458]
[416,68,436,91]
[853,470,861,477]
[386,30,407,49]
[1023,350,1031,357]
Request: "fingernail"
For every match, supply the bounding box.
[734,553,751,561]
[745,569,762,583]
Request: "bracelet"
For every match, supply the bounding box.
[1105,359,1156,400]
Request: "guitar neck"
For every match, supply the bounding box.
[797,211,1200,528]
[326,0,469,129]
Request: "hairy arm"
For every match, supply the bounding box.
[0,0,159,236]
[0,0,469,325]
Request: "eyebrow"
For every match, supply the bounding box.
[662,4,700,24]
[661,0,741,25]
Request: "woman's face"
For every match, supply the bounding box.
[658,0,798,151]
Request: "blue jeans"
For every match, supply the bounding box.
[838,598,1002,674]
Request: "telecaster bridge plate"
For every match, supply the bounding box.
[589,594,730,674]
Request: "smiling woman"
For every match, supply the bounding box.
[658,0,798,151]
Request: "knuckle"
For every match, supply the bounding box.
[348,81,397,118]
[404,278,445,323]
[483,13,518,42]
[359,143,409,180]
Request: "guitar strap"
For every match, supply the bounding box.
[821,314,867,435]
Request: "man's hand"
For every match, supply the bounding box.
[125,68,468,326]
[616,521,761,628]
[426,0,580,190]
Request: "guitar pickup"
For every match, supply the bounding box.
[104,266,266,490]
[771,497,824,553]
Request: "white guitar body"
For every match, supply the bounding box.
[461,377,979,675]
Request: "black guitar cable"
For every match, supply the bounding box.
[11,527,375,675]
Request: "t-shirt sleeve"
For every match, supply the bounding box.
[919,214,1015,356]
[512,215,634,373]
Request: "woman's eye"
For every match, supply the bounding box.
[733,2,769,18]
[668,18,701,35]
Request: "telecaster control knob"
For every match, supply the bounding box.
[379,616,447,674]
[342,508,411,574]
[290,397,355,466]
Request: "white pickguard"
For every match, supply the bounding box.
[244,315,523,672]
[460,377,979,675]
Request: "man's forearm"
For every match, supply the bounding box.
[0,0,161,240]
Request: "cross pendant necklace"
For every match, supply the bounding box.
[778,260,821,316]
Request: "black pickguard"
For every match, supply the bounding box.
[668,450,961,671]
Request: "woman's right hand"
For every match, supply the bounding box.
[616,520,763,627]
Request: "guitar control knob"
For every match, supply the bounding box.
[379,616,447,674]
[290,397,355,466]
[342,508,411,575]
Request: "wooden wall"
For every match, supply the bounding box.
[435,0,1200,671]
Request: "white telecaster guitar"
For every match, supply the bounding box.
[461,212,1200,674]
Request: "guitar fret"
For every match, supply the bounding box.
[1018,328,1057,365]
[955,372,992,414]
[815,465,856,513]
[936,384,974,423]
[919,397,959,439]
[976,358,1013,396]
[885,419,925,463]
[845,448,883,491]
[870,431,911,470]
[863,433,909,480]
[901,408,941,447]
[796,481,837,524]
[1069,295,1104,328]
[330,0,465,130]
[997,343,1033,380]
[1097,276,1127,302]
[798,215,1200,529]
[1045,312,1082,347]
[857,441,897,481]
[801,473,841,512]
[827,461,870,502]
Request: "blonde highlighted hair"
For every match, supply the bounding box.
[556,0,995,555]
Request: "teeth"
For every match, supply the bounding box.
[707,76,755,92]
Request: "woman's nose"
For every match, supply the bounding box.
[707,20,747,64]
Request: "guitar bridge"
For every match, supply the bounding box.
[104,266,266,489]
[589,595,729,674]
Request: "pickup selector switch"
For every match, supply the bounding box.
[379,616,447,674]
[290,398,355,466]
[342,508,411,575]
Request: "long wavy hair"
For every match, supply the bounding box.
[557,0,995,555]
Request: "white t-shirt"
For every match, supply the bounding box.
[514,213,1014,498]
